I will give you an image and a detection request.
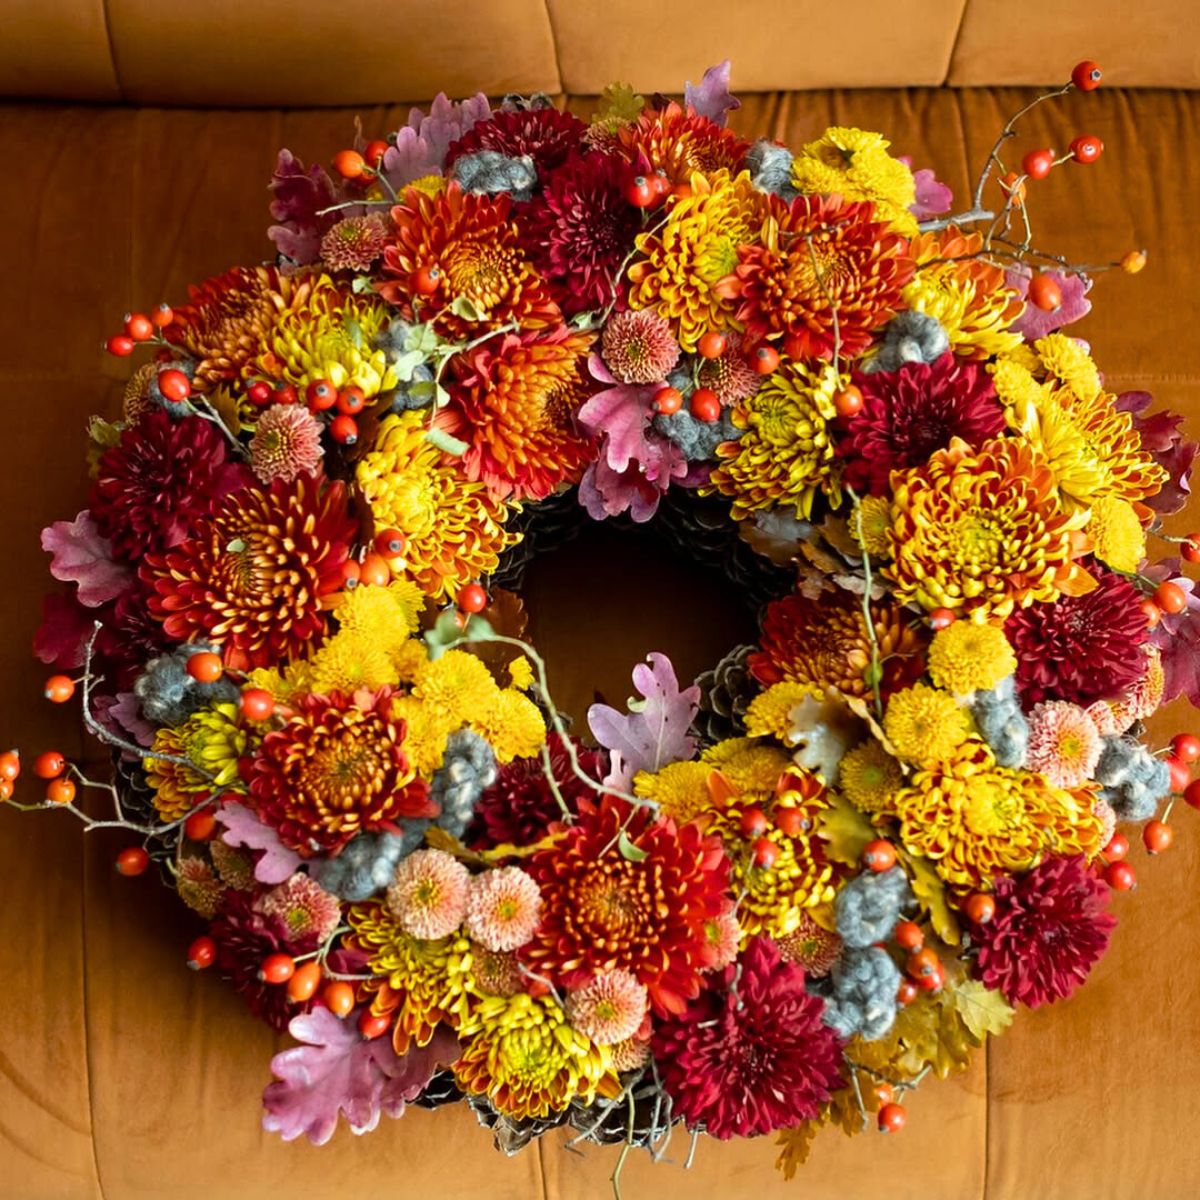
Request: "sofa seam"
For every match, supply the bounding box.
[540,0,567,96]
[97,0,124,104]
[943,0,973,87]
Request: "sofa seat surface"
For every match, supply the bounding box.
[1,87,1198,1200]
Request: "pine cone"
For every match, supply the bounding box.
[468,1094,569,1155]
[411,1070,464,1110]
[568,1079,680,1148]
[112,751,178,881]
[691,643,758,746]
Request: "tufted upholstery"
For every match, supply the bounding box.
[1,7,1199,1199]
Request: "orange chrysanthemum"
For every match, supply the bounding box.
[884,435,1092,618]
[521,797,730,1017]
[166,266,302,393]
[141,474,355,671]
[903,227,1025,359]
[245,688,435,856]
[749,588,927,700]
[617,101,751,185]
[378,184,560,339]
[720,193,915,360]
[444,326,596,501]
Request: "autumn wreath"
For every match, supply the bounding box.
[9,58,1200,1189]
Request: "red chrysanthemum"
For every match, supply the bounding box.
[166,265,300,392]
[837,354,1006,495]
[521,152,643,316]
[470,734,605,849]
[443,326,596,501]
[90,410,252,561]
[721,193,914,360]
[969,856,1116,1008]
[1006,572,1150,705]
[377,184,560,339]
[750,588,927,701]
[617,101,751,185]
[446,107,588,174]
[521,796,730,1016]
[141,473,355,671]
[209,890,312,1031]
[651,937,844,1139]
[246,688,435,857]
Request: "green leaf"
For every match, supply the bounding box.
[815,792,878,867]
[463,615,496,641]
[950,978,1015,1041]
[569,310,598,329]
[617,831,648,862]
[434,383,451,408]
[423,609,466,660]
[391,349,428,383]
[226,538,247,553]
[425,427,469,457]
[351,276,374,294]
[905,852,962,947]
[405,322,442,354]
[408,380,436,402]
[595,81,645,124]
[448,295,486,323]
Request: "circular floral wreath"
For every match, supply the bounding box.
[9,57,1200,1187]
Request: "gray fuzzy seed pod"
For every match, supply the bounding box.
[834,866,913,949]
[821,946,901,1041]
[429,729,498,838]
[309,830,420,901]
[746,139,798,201]
[449,151,537,201]
[653,409,741,462]
[863,312,951,373]
[972,679,1030,769]
[1095,736,1171,822]
[133,641,239,726]
[148,358,197,418]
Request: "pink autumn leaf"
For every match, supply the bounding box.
[910,167,953,219]
[684,60,740,126]
[215,801,302,884]
[41,511,133,607]
[588,652,700,780]
[267,149,342,265]
[578,373,661,474]
[97,691,155,747]
[1115,392,1199,516]
[263,1008,458,1145]
[382,93,492,188]
[1006,269,1092,340]
[33,590,95,668]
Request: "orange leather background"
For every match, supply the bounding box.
[2,1,1199,102]
[1,79,1199,1200]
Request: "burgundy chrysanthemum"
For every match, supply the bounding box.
[446,107,587,174]
[837,354,1006,495]
[651,937,844,1139]
[469,734,605,848]
[210,890,311,1031]
[522,152,643,316]
[968,856,1116,1008]
[1006,572,1150,705]
[90,410,252,561]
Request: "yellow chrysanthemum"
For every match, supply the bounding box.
[407,174,447,197]
[633,760,713,824]
[701,738,793,796]
[253,274,399,396]
[744,681,826,741]
[334,578,424,640]
[790,126,918,234]
[626,169,761,350]
[890,737,1104,889]
[469,690,547,763]
[390,695,456,777]
[307,628,399,694]
[902,228,1024,360]
[1086,496,1146,574]
[455,992,616,1120]
[357,412,520,601]
[705,360,842,520]
[347,901,476,1052]
[838,740,904,813]
[243,662,313,704]
[927,621,1017,696]
[392,638,430,684]
[883,684,970,767]
[851,495,893,558]
[507,655,534,690]
[885,436,1092,618]
[996,342,1167,510]
[412,649,498,721]
[146,702,251,821]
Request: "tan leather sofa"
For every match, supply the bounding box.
[2,3,1198,1197]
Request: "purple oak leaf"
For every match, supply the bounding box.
[588,653,699,788]
[263,1008,458,1145]
[897,159,953,219]
[216,801,302,884]
[267,149,341,264]
[684,60,740,126]
[382,92,492,189]
[41,511,132,607]
[1115,392,1199,516]
[578,357,662,473]
[94,691,155,746]
[1007,269,1092,340]
[578,446,687,523]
